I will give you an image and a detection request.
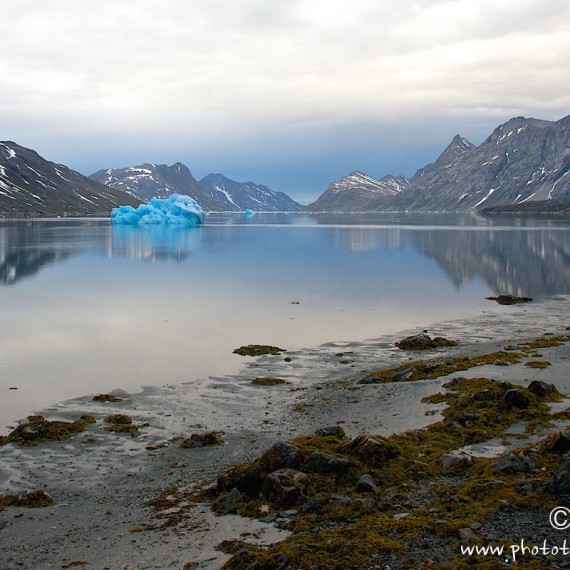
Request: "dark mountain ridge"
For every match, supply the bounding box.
[0,142,140,217]
[199,173,302,212]
[304,172,410,212]
[91,165,302,212]
[307,114,570,212]
[90,163,221,211]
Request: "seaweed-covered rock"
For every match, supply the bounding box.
[527,380,560,399]
[303,451,355,474]
[501,389,531,410]
[486,295,532,305]
[258,441,302,472]
[104,414,132,425]
[251,377,289,386]
[455,413,480,428]
[315,426,347,438]
[180,431,224,448]
[395,333,458,351]
[217,441,302,499]
[217,463,265,497]
[92,394,123,403]
[536,431,570,455]
[214,488,244,515]
[0,489,55,511]
[492,452,528,474]
[261,469,308,508]
[340,435,400,466]
[233,345,285,357]
[0,415,96,446]
[103,414,147,434]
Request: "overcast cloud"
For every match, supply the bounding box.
[1,0,569,202]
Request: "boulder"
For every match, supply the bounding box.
[492,452,528,474]
[18,489,55,508]
[440,451,474,469]
[258,441,302,472]
[214,487,244,515]
[528,380,560,399]
[536,431,570,455]
[470,389,496,402]
[261,469,308,508]
[391,368,414,382]
[501,389,531,410]
[301,497,327,513]
[395,333,458,351]
[303,451,355,474]
[217,463,265,497]
[340,434,400,466]
[355,473,380,495]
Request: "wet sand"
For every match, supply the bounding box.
[0,296,569,569]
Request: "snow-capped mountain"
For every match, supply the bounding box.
[306,114,570,212]
[389,115,570,211]
[199,173,302,212]
[89,162,220,211]
[305,172,409,212]
[0,142,140,217]
[90,164,302,212]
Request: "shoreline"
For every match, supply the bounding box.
[0,297,569,569]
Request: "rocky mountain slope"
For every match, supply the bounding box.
[307,115,570,212]
[304,172,410,212]
[90,163,221,211]
[0,142,140,217]
[480,198,570,216]
[91,165,302,212]
[199,173,302,212]
[391,116,570,211]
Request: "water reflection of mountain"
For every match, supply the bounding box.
[0,221,204,285]
[0,221,73,285]
[414,229,570,297]
[0,249,69,284]
[328,227,406,252]
[2,218,570,296]
[325,223,570,297]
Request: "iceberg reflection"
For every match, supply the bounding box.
[109,224,203,262]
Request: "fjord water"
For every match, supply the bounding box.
[1,212,570,431]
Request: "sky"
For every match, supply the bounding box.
[1,0,569,204]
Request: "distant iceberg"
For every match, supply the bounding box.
[243,209,255,217]
[111,194,205,226]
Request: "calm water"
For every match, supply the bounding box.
[1,212,570,430]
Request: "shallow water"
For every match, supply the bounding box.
[1,212,570,431]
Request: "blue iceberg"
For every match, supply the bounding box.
[111,194,205,226]
[243,209,255,217]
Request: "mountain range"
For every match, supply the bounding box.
[0,142,140,217]
[1,114,569,217]
[305,172,410,212]
[306,115,570,212]
[90,165,302,212]
[0,143,302,217]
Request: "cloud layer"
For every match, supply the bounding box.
[2,0,569,200]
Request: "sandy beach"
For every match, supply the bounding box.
[1,296,569,569]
